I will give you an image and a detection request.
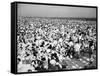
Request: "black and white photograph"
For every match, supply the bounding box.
[11,2,97,74]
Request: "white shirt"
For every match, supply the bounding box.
[74,43,81,52]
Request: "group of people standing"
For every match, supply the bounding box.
[17,17,97,72]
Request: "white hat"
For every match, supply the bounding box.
[50,59,56,65]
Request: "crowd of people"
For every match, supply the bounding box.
[17,17,97,72]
